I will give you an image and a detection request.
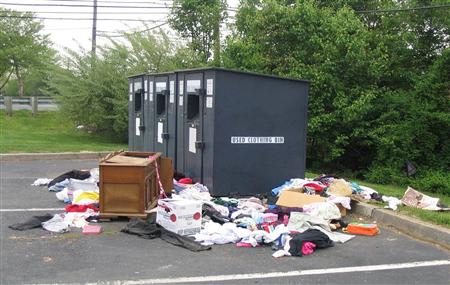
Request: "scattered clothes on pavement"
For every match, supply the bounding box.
[9,214,54,231]
[288,229,334,257]
[121,215,211,252]
[25,165,398,260]
[48,170,91,188]
[42,214,70,233]
[65,204,99,213]
[48,179,70,192]
[31,178,52,186]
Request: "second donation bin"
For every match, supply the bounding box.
[152,72,177,163]
[128,74,146,151]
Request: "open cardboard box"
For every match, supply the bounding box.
[276,188,347,216]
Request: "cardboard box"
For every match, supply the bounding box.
[156,199,203,236]
[276,190,326,208]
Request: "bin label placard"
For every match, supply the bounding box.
[144,93,148,101]
[129,94,133,102]
[135,118,140,136]
[187,80,201,93]
[149,81,153,94]
[156,82,166,92]
[157,122,163,144]
[189,127,197,153]
[170,81,174,95]
[144,80,148,92]
[206,97,213,108]
[179,96,183,106]
[230,137,285,144]
[179,80,184,95]
[207,79,213,95]
[150,94,153,101]
[129,83,132,93]
[134,81,142,91]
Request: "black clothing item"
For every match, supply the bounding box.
[330,219,348,228]
[288,229,334,257]
[202,204,230,224]
[121,215,211,252]
[174,171,186,181]
[48,170,91,187]
[313,174,340,183]
[9,214,54,231]
[370,192,383,201]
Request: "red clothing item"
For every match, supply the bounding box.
[65,204,99,213]
[178,178,193,184]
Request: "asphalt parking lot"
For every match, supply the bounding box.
[1,159,449,285]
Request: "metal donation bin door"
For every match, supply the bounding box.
[154,76,169,156]
[184,73,205,182]
[130,76,145,151]
[144,76,155,152]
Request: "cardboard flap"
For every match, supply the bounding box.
[160,157,174,193]
[276,190,326,208]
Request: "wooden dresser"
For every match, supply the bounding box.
[99,151,172,218]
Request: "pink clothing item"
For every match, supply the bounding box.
[301,242,316,255]
[236,242,260,248]
[303,183,326,192]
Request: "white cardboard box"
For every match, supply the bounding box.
[156,199,203,236]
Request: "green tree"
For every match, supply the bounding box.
[45,30,197,141]
[169,0,227,64]
[0,8,53,95]
[224,0,387,170]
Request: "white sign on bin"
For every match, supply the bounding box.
[156,199,203,236]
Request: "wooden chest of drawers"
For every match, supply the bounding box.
[99,151,172,218]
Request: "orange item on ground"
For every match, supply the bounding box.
[345,223,379,236]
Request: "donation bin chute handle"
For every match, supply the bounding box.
[194,88,206,96]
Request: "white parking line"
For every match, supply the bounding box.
[0,208,64,212]
[32,259,450,285]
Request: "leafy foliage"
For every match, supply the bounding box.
[223,0,450,190]
[169,0,227,64]
[45,30,201,141]
[0,8,54,95]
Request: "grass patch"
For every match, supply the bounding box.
[306,172,450,228]
[0,110,127,153]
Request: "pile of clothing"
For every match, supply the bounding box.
[146,176,357,258]
[11,169,101,234]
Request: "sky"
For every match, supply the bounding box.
[0,0,239,55]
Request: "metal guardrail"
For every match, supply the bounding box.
[0,96,56,105]
[1,96,58,115]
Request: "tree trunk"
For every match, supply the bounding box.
[14,65,25,97]
[18,76,24,97]
[213,18,221,66]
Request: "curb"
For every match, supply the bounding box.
[0,152,111,161]
[352,202,450,250]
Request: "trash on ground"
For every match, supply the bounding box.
[344,223,380,236]
[22,152,430,259]
[82,225,102,235]
[401,186,449,211]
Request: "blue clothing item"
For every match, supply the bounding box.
[48,179,69,192]
[351,182,362,194]
[271,180,294,196]
[268,204,278,211]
